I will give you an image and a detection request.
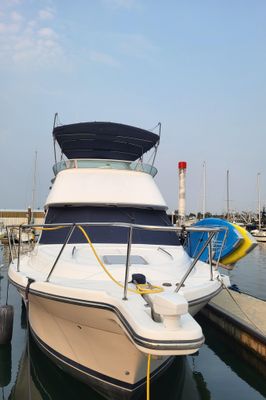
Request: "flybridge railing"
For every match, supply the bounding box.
[7,222,224,301]
[52,159,158,177]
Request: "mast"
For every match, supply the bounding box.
[31,150,38,224]
[226,170,230,221]
[202,161,206,219]
[257,172,261,230]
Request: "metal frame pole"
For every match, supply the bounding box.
[123,226,133,300]
[17,225,22,272]
[208,232,213,281]
[6,227,14,264]
[175,231,216,292]
[46,224,76,282]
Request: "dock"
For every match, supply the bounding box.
[201,288,266,374]
[0,209,44,226]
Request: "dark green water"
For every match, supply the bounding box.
[229,243,266,301]
[0,244,266,400]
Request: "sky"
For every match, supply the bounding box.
[0,0,265,214]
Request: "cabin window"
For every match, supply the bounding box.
[40,206,180,246]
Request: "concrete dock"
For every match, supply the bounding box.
[201,288,266,368]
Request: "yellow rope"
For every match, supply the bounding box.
[34,226,66,231]
[77,225,126,290]
[146,354,151,400]
[77,225,163,295]
[135,283,163,294]
[33,224,163,296]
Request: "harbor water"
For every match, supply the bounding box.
[0,243,266,400]
[229,243,266,301]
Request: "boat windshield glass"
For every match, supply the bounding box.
[53,159,158,177]
[40,206,180,246]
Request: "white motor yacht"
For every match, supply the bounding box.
[250,229,266,243]
[9,121,224,399]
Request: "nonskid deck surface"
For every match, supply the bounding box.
[11,243,221,302]
[9,241,221,352]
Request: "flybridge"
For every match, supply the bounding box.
[53,121,160,161]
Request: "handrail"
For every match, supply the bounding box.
[6,227,14,264]
[52,159,159,177]
[8,222,224,300]
[175,231,216,292]
[45,224,76,282]
[7,222,221,233]
[123,226,133,300]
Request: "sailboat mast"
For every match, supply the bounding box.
[226,170,230,221]
[257,172,261,230]
[202,161,206,219]
[31,150,38,224]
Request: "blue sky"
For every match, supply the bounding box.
[0,0,265,214]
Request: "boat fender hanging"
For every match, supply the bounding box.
[131,273,146,284]
[0,305,14,345]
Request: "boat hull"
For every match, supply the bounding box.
[251,234,266,243]
[26,291,174,399]
[14,285,214,399]
[31,327,173,400]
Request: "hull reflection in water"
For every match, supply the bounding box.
[0,344,11,389]
[9,334,202,400]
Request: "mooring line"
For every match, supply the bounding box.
[219,278,265,335]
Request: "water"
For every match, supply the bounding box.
[0,244,266,400]
[229,243,266,301]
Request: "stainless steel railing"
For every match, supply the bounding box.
[7,222,224,300]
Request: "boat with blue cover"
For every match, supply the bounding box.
[186,218,243,262]
[186,218,257,266]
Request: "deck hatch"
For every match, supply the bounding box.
[102,255,148,265]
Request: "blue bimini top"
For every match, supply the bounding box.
[53,122,159,161]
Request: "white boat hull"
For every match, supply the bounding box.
[10,280,218,399]
[252,235,266,243]
[26,292,174,399]
[8,239,223,399]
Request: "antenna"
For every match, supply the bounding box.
[257,172,261,230]
[31,150,38,223]
[202,161,206,219]
[226,170,230,221]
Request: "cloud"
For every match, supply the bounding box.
[10,11,23,22]
[38,27,57,38]
[0,4,63,67]
[117,33,158,61]
[89,51,120,67]
[2,0,22,5]
[102,0,138,9]
[38,7,55,20]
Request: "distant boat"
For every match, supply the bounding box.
[0,223,5,240]
[251,173,266,243]
[250,229,266,243]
